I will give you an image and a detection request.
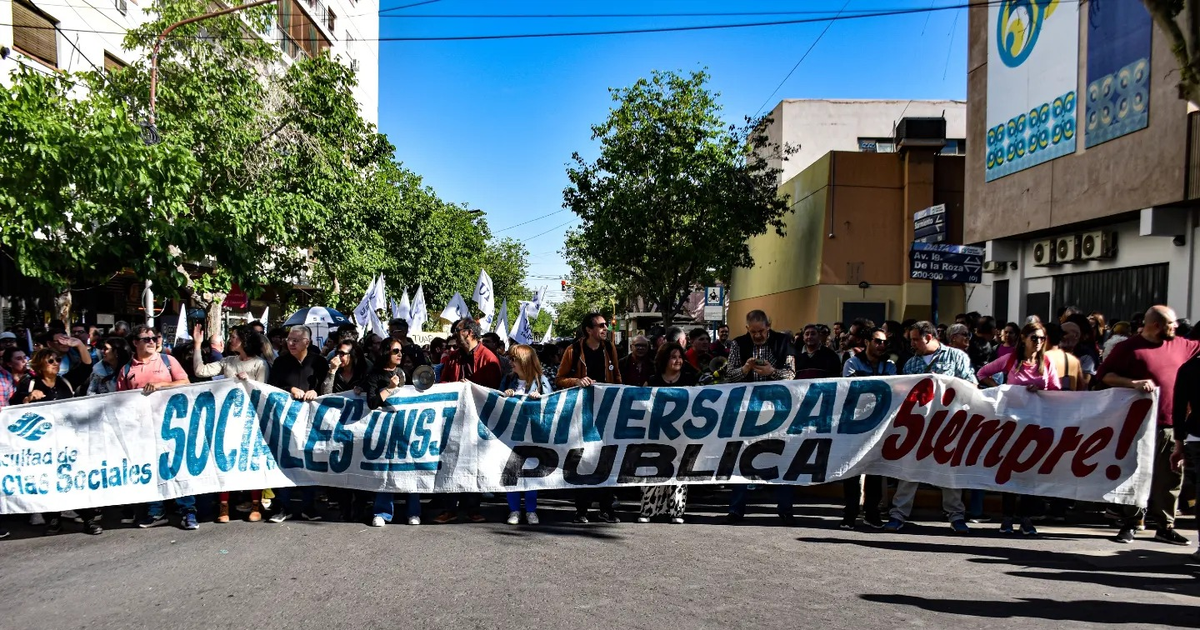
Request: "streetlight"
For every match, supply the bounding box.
[145,0,278,143]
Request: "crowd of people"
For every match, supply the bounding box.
[1,304,1197,560]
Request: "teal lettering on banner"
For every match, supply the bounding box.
[739,385,791,438]
[186,391,217,476]
[837,380,893,434]
[788,382,837,434]
[684,388,721,440]
[614,388,652,440]
[159,393,189,480]
[215,388,244,472]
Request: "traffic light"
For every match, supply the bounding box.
[561,279,567,291]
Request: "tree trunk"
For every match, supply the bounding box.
[1143,0,1200,108]
[54,289,72,326]
[198,291,227,341]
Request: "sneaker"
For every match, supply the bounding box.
[1154,528,1190,546]
[573,513,590,524]
[506,511,521,525]
[596,512,620,524]
[468,513,486,523]
[526,512,539,525]
[216,502,230,524]
[137,514,168,529]
[883,518,905,532]
[85,518,103,535]
[181,513,199,531]
[62,510,82,523]
[45,518,63,535]
[0,528,9,539]
[299,512,323,522]
[968,515,989,524]
[433,512,458,524]
[407,516,421,526]
[1115,527,1136,543]
[636,516,651,523]
[671,517,684,524]
[999,518,1014,534]
[864,513,884,529]
[370,516,386,528]
[839,518,855,530]
[268,511,290,524]
[722,513,743,525]
[1020,518,1038,536]
[950,519,970,534]
[29,513,44,526]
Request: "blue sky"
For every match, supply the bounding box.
[376,0,969,304]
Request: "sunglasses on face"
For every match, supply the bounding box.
[633,344,649,349]
[45,357,60,364]
[871,339,888,345]
[390,348,403,355]
[136,336,160,343]
[336,350,350,357]
[1029,336,1046,342]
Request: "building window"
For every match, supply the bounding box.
[858,138,895,153]
[327,9,336,35]
[941,139,967,155]
[12,0,59,68]
[103,51,126,72]
[277,0,331,60]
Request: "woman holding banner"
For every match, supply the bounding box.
[977,321,1062,536]
[638,343,696,524]
[364,337,422,527]
[499,344,553,526]
[192,325,272,523]
[11,349,102,536]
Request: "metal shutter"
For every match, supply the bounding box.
[12,1,58,68]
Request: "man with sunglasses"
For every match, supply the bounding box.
[841,327,897,529]
[118,325,194,529]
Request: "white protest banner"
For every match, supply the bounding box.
[0,376,1154,514]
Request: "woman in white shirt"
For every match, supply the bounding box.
[192,324,271,522]
[499,344,553,526]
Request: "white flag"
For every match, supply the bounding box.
[410,285,428,332]
[174,307,191,343]
[259,306,269,326]
[510,300,534,345]
[495,299,509,332]
[390,298,402,321]
[527,286,546,319]
[495,317,509,347]
[472,269,495,331]
[353,295,373,328]
[399,289,412,326]
[439,292,472,323]
[366,303,386,338]
[368,273,387,313]
[541,321,553,344]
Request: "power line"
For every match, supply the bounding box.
[753,0,852,118]
[494,208,569,233]
[379,0,443,15]
[377,7,970,19]
[520,219,577,243]
[0,1,1061,43]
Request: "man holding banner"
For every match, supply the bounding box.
[886,321,975,534]
[723,309,798,525]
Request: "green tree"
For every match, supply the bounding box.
[563,69,793,326]
[0,67,199,323]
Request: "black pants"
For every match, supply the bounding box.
[575,489,616,516]
[842,475,885,520]
[44,508,97,523]
[1002,493,1038,518]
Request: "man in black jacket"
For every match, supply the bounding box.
[1171,350,1200,559]
[795,324,842,378]
[724,310,797,525]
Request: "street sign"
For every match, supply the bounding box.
[909,242,984,284]
[913,204,947,244]
[703,286,725,322]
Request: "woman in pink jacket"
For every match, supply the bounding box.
[977,321,1062,535]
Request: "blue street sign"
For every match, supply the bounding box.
[913,204,947,244]
[909,242,984,284]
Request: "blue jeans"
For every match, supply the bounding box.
[147,496,196,518]
[274,487,317,515]
[728,485,794,517]
[967,489,986,518]
[373,493,422,522]
[506,491,537,512]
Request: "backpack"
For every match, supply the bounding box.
[119,353,178,387]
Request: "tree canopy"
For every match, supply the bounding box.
[562,68,793,326]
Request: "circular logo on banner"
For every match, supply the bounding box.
[996,0,1060,68]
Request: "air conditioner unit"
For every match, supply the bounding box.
[1032,239,1056,266]
[1080,230,1118,260]
[1056,235,1080,264]
[982,261,1007,273]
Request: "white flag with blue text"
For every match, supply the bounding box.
[473,269,495,331]
[410,285,428,332]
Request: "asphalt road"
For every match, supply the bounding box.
[0,491,1197,630]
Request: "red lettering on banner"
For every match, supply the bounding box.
[883,379,1150,487]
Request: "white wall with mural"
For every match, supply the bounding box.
[985,0,1080,181]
